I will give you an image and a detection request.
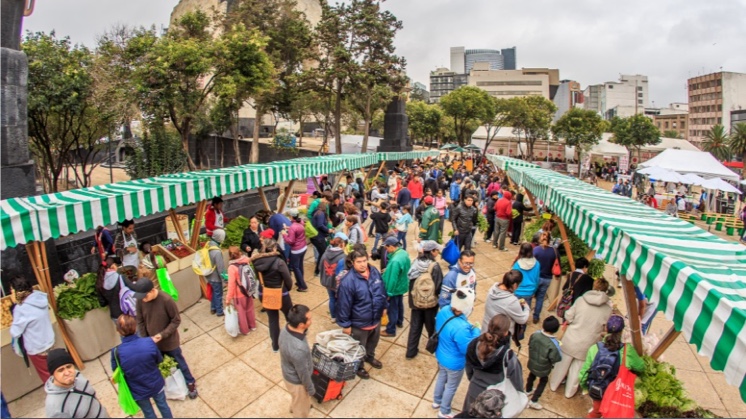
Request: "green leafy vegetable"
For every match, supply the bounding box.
[221,216,249,249]
[477,213,488,233]
[158,355,178,378]
[56,273,102,320]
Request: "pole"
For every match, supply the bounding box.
[622,275,644,356]
[650,326,681,360]
[108,137,113,184]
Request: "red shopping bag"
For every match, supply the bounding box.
[599,345,636,418]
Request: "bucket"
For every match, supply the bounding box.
[700,213,707,221]
[165,214,190,241]
[299,193,310,205]
[706,216,715,225]
[726,226,735,235]
[715,222,723,231]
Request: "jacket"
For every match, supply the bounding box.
[319,246,346,290]
[336,266,388,329]
[205,242,225,283]
[396,187,412,207]
[450,182,461,201]
[311,210,331,238]
[527,331,562,377]
[252,252,292,293]
[450,203,478,235]
[482,284,529,332]
[563,270,595,306]
[136,291,181,352]
[45,373,108,418]
[533,245,557,279]
[485,196,498,217]
[434,196,447,216]
[110,335,165,401]
[512,258,541,298]
[283,220,307,252]
[494,194,513,220]
[439,264,478,307]
[268,214,292,240]
[279,326,315,396]
[348,223,365,245]
[579,341,645,390]
[10,291,55,355]
[204,205,225,236]
[226,255,252,301]
[370,211,392,234]
[561,290,612,360]
[96,270,123,320]
[435,305,481,370]
[419,206,440,241]
[464,339,523,404]
[382,248,411,297]
[408,179,424,199]
[425,178,438,196]
[407,259,444,308]
[240,226,263,256]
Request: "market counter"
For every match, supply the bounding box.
[170,268,201,312]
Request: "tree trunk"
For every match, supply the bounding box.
[250,107,262,164]
[334,85,343,154]
[220,138,225,168]
[181,128,196,171]
[231,112,241,166]
[298,116,304,148]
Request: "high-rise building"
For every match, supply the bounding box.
[465,49,504,73]
[412,81,430,102]
[601,74,648,119]
[501,47,517,70]
[450,46,518,74]
[553,80,583,121]
[429,68,468,103]
[688,71,746,148]
[468,63,557,100]
[450,47,465,74]
[583,84,603,115]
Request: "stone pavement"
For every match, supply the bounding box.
[9,221,746,418]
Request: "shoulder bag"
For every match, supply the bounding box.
[258,271,282,310]
[426,315,458,354]
[112,347,140,416]
[552,247,562,277]
[556,271,579,319]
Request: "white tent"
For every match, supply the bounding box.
[565,133,629,160]
[638,149,740,182]
[638,166,687,183]
[679,173,706,186]
[700,177,742,194]
[327,135,381,154]
[641,137,700,153]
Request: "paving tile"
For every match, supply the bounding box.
[292,282,333,311]
[232,384,325,418]
[311,374,363,414]
[95,379,128,418]
[18,405,47,419]
[708,408,731,418]
[660,340,702,372]
[517,406,562,418]
[167,396,221,418]
[422,367,471,412]
[180,333,235,380]
[98,352,114,379]
[178,314,206,345]
[184,299,224,333]
[8,386,46,418]
[208,321,270,356]
[238,338,283,384]
[706,372,746,412]
[371,344,438,398]
[328,377,420,418]
[197,358,273,417]
[83,357,109,385]
[411,399,439,418]
[676,368,726,410]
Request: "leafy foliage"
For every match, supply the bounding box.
[702,124,731,162]
[439,86,494,146]
[506,96,557,160]
[407,101,443,145]
[610,114,661,161]
[158,355,178,378]
[56,273,101,320]
[125,129,187,179]
[477,213,488,233]
[588,258,606,279]
[221,216,250,249]
[729,122,746,177]
[662,130,681,139]
[552,108,605,161]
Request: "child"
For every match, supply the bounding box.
[395,205,413,250]
[369,202,392,250]
[526,316,562,410]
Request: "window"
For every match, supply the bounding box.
[608,85,614,89]
[638,93,643,98]
[664,121,669,129]
[681,121,686,129]
[672,122,677,129]
[638,99,643,104]
[637,86,643,91]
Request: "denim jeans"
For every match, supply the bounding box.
[289,250,307,290]
[412,198,421,211]
[161,347,195,385]
[136,389,173,419]
[532,277,553,321]
[327,288,337,320]
[433,364,464,415]
[397,230,407,250]
[209,281,223,315]
[385,295,404,335]
[373,232,384,250]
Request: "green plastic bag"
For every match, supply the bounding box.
[113,348,140,416]
[156,268,179,301]
[305,220,319,239]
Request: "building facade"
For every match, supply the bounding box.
[688,71,746,147]
[501,47,517,70]
[465,49,504,73]
[583,84,603,115]
[601,74,648,120]
[429,68,468,103]
[450,45,518,74]
[450,46,466,74]
[553,80,583,121]
[412,81,430,102]
[468,63,552,99]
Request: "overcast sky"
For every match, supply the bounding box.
[23,0,746,106]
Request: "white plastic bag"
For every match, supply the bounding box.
[489,351,528,418]
[164,368,189,400]
[225,305,239,338]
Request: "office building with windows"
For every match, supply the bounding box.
[450,46,518,75]
[468,63,554,99]
[429,68,468,103]
[600,74,648,120]
[688,71,746,148]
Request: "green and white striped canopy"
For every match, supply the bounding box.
[506,164,746,401]
[376,151,440,162]
[487,154,540,171]
[0,153,376,250]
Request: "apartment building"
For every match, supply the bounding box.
[688,71,746,147]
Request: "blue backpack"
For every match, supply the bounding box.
[586,342,621,400]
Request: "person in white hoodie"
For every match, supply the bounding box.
[481,270,529,334]
[10,276,55,383]
[549,278,612,398]
[45,348,109,418]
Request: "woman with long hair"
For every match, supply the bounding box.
[482,270,529,349]
[510,243,541,349]
[319,237,347,322]
[252,238,293,352]
[282,209,308,292]
[240,216,264,257]
[10,276,55,383]
[462,314,523,414]
[225,246,257,335]
[95,256,123,321]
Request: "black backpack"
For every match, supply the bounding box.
[586,342,621,400]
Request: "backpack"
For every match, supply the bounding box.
[412,262,439,309]
[192,244,220,276]
[118,276,137,316]
[305,220,319,239]
[235,263,258,298]
[586,342,621,400]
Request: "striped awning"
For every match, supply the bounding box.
[505,164,746,401]
[376,151,440,162]
[487,154,540,171]
[0,153,376,250]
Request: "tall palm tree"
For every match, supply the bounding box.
[703,124,731,161]
[729,122,746,178]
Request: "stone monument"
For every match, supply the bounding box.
[1,0,36,199]
[376,96,412,153]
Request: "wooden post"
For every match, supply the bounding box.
[198,275,209,299]
[310,176,321,193]
[371,161,387,185]
[553,216,575,272]
[332,171,345,191]
[256,187,271,212]
[523,188,538,213]
[278,179,295,214]
[169,209,187,244]
[650,326,681,360]
[621,275,644,356]
[190,201,207,249]
[586,250,597,260]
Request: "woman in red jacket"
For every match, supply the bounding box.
[225,246,256,334]
[407,175,424,210]
[205,197,229,237]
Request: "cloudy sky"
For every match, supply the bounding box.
[24,0,746,106]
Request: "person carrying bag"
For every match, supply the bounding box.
[112,348,141,416]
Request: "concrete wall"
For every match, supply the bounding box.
[188,135,320,168]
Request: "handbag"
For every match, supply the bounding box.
[442,238,460,266]
[552,248,562,276]
[488,349,528,418]
[304,220,319,239]
[258,272,282,310]
[425,315,458,354]
[224,305,240,338]
[556,271,578,318]
[112,348,141,416]
[600,345,636,418]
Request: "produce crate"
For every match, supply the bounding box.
[165,214,190,241]
[1,295,13,329]
[161,239,197,270]
[311,344,361,382]
[62,307,120,361]
[153,245,180,274]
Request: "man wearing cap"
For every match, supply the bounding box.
[380,236,411,338]
[132,279,199,399]
[419,196,440,242]
[205,229,227,316]
[44,348,109,418]
[451,195,479,252]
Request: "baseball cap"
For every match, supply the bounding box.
[606,315,625,333]
[334,232,349,241]
[418,240,442,253]
[424,196,434,205]
[129,279,154,300]
[383,236,400,247]
[260,229,275,239]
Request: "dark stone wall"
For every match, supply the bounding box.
[188,135,321,168]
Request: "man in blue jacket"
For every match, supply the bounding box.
[450,177,462,205]
[336,251,389,380]
[268,212,292,261]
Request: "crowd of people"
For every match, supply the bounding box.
[7,156,644,419]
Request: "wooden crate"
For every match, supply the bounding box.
[153,245,180,274]
[167,240,197,270]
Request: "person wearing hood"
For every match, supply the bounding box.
[439,250,478,308]
[510,193,526,245]
[319,237,347,322]
[205,229,227,316]
[511,243,541,348]
[419,196,441,242]
[95,257,124,321]
[483,190,499,243]
[550,279,613,398]
[252,238,294,352]
[225,246,257,335]
[10,276,56,383]
[433,288,481,418]
[45,348,109,418]
[463,314,523,415]
[381,236,411,338]
[482,270,529,334]
[406,241,444,359]
[493,190,512,251]
[205,196,229,237]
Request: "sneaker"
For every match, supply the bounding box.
[533,318,539,325]
[500,248,510,252]
[431,403,441,410]
[356,369,370,379]
[437,412,454,418]
[380,330,396,338]
[365,357,383,369]
[187,383,198,399]
[330,318,337,324]
[396,323,404,328]
[210,309,216,315]
[272,348,279,353]
[526,390,534,397]
[297,288,308,293]
[216,312,224,317]
[484,239,491,243]
[528,401,543,410]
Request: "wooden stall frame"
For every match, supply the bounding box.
[277,180,296,214]
[651,326,681,360]
[190,200,208,249]
[310,176,321,193]
[621,274,644,356]
[256,188,271,212]
[169,209,188,245]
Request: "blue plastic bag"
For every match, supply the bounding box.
[442,238,459,266]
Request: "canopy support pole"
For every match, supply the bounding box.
[256,187,271,212]
[190,201,207,249]
[278,180,295,214]
[523,188,538,214]
[553,216,575,272]
[27,241,84,370]
[332,171,345,191]
[621,275,644,356]
[650,326,681,360]
[169,209,188,244]
[310,176,321,193]
[368,161,387,190]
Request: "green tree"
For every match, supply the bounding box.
[439,86,494,146]
[410,83,429,102]
[125,128,188,179]
[662,129,681,139]
[482,97,515,155]
[610,114,661,162]
[406,101,442,146]
[508,95,557,160]
[552,107,605,162]
[703,124,731,161]
[729,123,746,177]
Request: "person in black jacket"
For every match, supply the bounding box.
[483,191,499,243]
[451,196,479,251]
[562,257,595,307]
[95,256,123,321]
[405,241,444,359]
[510,193,526,245]
[463,314,523,414]
[252,239,294,352]
[240,216,264,257]
[311,202,333,276]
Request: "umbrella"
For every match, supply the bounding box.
[679,173,706,186]
[464,144,481,151]
[451,146,466,153]
[440,143,458,150]
[700,177,742,194]
[637,166,685,183]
